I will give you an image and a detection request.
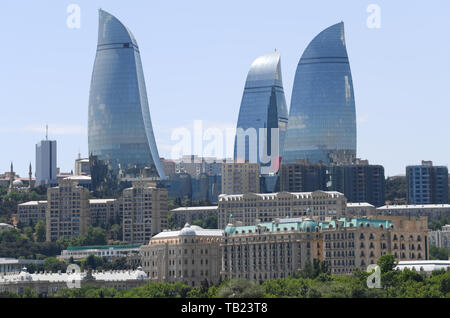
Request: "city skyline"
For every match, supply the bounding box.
[1,1,450,177]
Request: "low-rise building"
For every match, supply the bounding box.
[169,206,218,229]
[0,223,14,232]
[346,202,376,217]
[141,224,223,287]
[429,224,450,248]
[395,260,450,274]
[58,244,142,267]
[375,204,450,221]
[0,267,148,295]
[17,201,48,226]
[0,258,45,274]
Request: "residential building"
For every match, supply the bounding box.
[279,159,328,193]
[406,161,448,204]
[221,162,260,195]
[141,224,223,287]
[17,201,48,226]
[328,159,385,207]
[46,179,91,242]
[89,199,119,227]
[122,181,168,244]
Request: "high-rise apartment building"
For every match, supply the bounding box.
[279,159,328,193]
[328,159,385,207]
[406,161,448,204]
[122,181,168,244]
[233,51,288,174]
[46,179,91,242]
[88,9,165,181]
[35,138,57,187]
[283,22,356,165]
[221,162,260,195]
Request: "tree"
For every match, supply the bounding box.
[216,279,264,298]
[377,254,397,274]
[35,220,46,242]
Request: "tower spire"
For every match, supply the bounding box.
[46,124,48,140]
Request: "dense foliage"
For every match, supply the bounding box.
[385,177,407,205]
[2,255,449,298]
[0,186,46,224]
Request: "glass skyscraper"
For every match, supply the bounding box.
[283,22,357,165]
[233,51,288,174]
[88,9,165,180]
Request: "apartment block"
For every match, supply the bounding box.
[122,181,168,244]
[46,179,91,242]
[221,162,260,195]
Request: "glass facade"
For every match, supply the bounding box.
[233,51,288,174]
[283,22,357,165]
[88,9,165,180]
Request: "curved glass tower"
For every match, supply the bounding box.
[233,51,288,174]
[88,9,165,180]
[283,22,356,165]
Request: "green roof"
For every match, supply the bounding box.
[66,244,141,251]
[225,217,395,236]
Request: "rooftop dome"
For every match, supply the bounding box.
[134,267,147,280]
[12,180,23,187]
[300,219,316,232]
[179,223,196,236]
[18,267,32,281]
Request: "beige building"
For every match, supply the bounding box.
[221,162,259,195]
[221,218,322,282]
[375,204,450,221]
[89,199,119,227]
[222,215,429,280]
[218,190,347,229]
[141,224,223,287]
[122,181,168,244]
[346,202,376,217]
[429,224,450,248]
[169,206,218,229]
[46,179,91,242]
[17,201,48,226]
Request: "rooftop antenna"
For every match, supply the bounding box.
[45,124,48,141]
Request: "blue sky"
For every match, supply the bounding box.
[1,0,449,177]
